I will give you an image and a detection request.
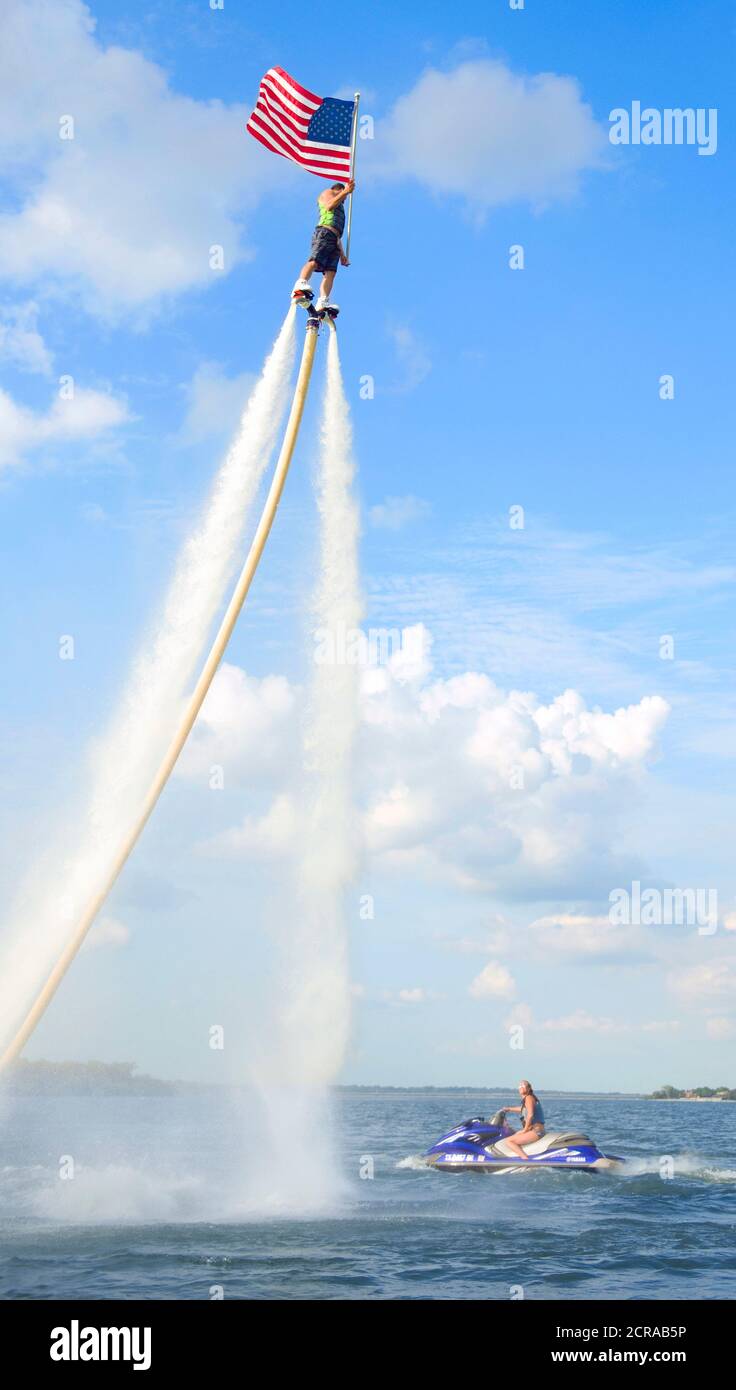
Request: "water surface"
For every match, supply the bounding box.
[1,1090,734,1300]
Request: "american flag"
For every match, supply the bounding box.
[247,67,354,180]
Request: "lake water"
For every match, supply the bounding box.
[1,1090,734,1300]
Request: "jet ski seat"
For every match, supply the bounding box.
[491,1132,593,1158]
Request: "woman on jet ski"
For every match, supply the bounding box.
[502,1080,545,1160]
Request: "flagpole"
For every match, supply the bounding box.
[345,91,360,261]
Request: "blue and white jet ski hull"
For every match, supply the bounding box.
[423,1115,624,1174]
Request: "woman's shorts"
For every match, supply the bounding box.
[308,226,340,273]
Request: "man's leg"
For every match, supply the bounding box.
[320,269,336,300]
[299,259,318,281]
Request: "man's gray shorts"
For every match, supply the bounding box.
[308,226,340,273]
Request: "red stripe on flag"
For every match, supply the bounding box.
[257,91,310,142]
[270,65,320,106]
[261,73,315,124]
[247,115,350,177]
[247,123,288,160]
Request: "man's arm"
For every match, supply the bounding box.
[320,179,356,210]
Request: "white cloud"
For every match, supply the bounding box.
[505,1002,534,1028]
[0,0,288,318]
[527,913,642,958]
[374,59,606,211]
[420,672,498,723]
[533,690,670,767]
[0,301,53,374]
[378,986,438,1006]
[505,1004,679,1035]
[668,960,736,1003]
[538,1010,679,1035]
[0,383,129,470]
[705,1017,736,1041]
[202,794,296,860]
[364,781,438,855]
[177,363,258,446]
[368,494,430,531]
[187,636,669,904]
[360,650,669,899]
[83,914,130,950]
[469,960,516,999]
[544,1010,628,1034]
[387,622,434,686]
[180,663,298,784]
[436,918,512,955]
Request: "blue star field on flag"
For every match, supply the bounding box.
[307,97,354,148]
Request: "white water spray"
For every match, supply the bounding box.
[249,327,362,1211]
[289,326,362,1085]
[0,310,297,1050]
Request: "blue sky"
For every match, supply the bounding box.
[1,0,735,1089]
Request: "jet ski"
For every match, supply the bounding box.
[424,1110,624,1174]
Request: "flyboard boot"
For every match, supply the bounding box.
[292,279,321,329]
[315,296,340,323]
[291,278,314,309]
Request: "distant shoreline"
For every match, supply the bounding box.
[3,1062,733,1100]
[649,1085,735,1101]
[0,1061,644,1098]
[652,1095,731,1102]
